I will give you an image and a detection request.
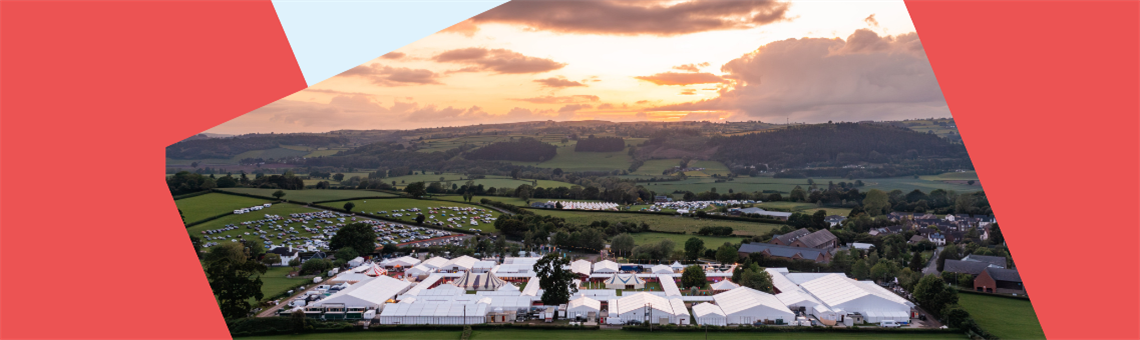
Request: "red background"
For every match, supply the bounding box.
[1,1,1137,339]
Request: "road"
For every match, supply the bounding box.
[922,246,943,275]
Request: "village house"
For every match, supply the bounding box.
[788,229,838,251]
[973,267,1024,294]
[738,243,832,263]
[824,215,846,227]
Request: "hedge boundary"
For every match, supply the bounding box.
[523,206,788,225]
[172,189,213,200]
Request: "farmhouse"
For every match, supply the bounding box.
[770,229,811,246]
[738,243,833,263]
[960,254,1006,268]
[268,246,298,266]
[973,267,1024,294]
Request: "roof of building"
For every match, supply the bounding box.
[738,243,830,261]
[943,259,996,275]
[825,215,847,222]
[568,296,601,312]
[315,275,412,307]
[570,259,592,276]
[764,268,800,293]
[713,286,791,316]
[739,207,794,218]
[691,302,727,317]
[605,273,645,285]
[520,276,541,297]
[593,260,619,272]
[613,292,675,315]
[385,256,421,267]
[651,264,674,274]
[772,228,811,244]
[961,254,1006,268]
[710,280,740,291]
[796,229,838,248]
[983,267,1021,283]
[420,256,449,269]
[908,235,927,243]
[798,274,912,308]
[453,271,507,291]
[443,256,479,270]
[658,274,682,296]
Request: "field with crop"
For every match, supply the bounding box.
[216,188,397,203]
[175,193,272,225]
[958,293,1044,340]
[527,209,782,236]
[235,329,967,340]
[324,198,502,233]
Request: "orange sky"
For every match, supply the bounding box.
[209,0,950,134]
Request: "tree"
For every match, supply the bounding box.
[291,310,307,332]
[684,237,705,261]
[343,202,355,212]
[288,257,301,270]
[261,253,281,266]
[913,274,959,317]
[790,185,807,202]
[863,189,890,216]
[909,251,925,272]
[204,243,266,319]
[681,265,707,290]
[936,245,960,272]
[715,242,738,264]
[739,264,774,293]
[415,215,426,225]
[989,223,1004,245]
[405,182,427,198]
[335,247,358,263]
[329,222,376,255]
[534,253,577,306]
[610,233,635,257]
[851,259,870,280]
[333,173,345,181]
[272,190,286,200]
[216,176,237,188]
[300,258,331,275]
[870,260,898,283]
[190,235,203,259]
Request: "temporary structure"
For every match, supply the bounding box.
[385,256,421,268]
[420,256,449,270]
[453,271,508,291]
[671,261,685,271]
[310,275,413,310]
[570,259,592,276]
[658,275,682,296]
[713,287,794,325]
[651,264,674,274]
[692,303,727,326]
[710,280,740,291]
[593,260,619,274]
[378,301,489,325]
[798,274,913,323]
[610,292,677,325]
[441,256,479,272]
[366,263,388,277]
[567,296,601,321]
[604,273,645,290]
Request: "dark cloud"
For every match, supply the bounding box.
[634,72,726,85]
[652,29,948,123]
[672,62,711,72]
[433,47,565,74]
[380,52,406,60]
[512,95,600,104]
[470,0,790,36]
[534,77,588,88]
[340,64,442,86]
[864,14,879,27]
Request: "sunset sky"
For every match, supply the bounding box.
[209,0,951,134]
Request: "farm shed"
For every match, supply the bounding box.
[691,302,727,326]
[713,287,794,325]
[798,274,914,323]
[567,296,601,321]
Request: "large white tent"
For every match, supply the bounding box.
[570,259,592,276]
[765,268,800,294]
[610,292,678,325]
[713,287,794,325]
[311,275,413,310]
[710,280,740,291]
[378,302,488,325]
[406,264,435,278]
[567,296,601,321]
[658,274,682,296]
[604,273,645,289]
[520,276,541,297]
[798,274,914,323]
[441,256,479,272]
[668,298,690,325]
[691,302,727,326]
[453,271,508,291]
[383,256,421,268]
[593,260,619,273]
[651,264,674,274]
[420,256,450,270]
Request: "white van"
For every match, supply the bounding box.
[880,320,902,328]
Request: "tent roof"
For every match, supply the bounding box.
[613,292,674,315]
[521,276,541,296]
[710,280,740,290]
[604,273,645,285]
[594,260,619,272]
[421,257,449,269]
[765,268,800,293]
[444,256,479,270]
[659,274,682,296]
[316,275,411,307]
[713,287,791,316]
[799,274,913,308]
[568,296,601,311]
[651,264,674,273]
[453,271,507,291]
[570,259,592,276]
[692,302,726,317]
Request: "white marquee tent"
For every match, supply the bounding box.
[610,292,678,325]
[570,259,592,276]
[567,296,601,320]
[710,280,740,291]
[593,260,619,274]
[658,274,682,296]
[378,302,488,325]
[311,275,413,309]
[798,274,914,323]
[651,264,674,274]
[713,287,794,325]
[691,302,727,326]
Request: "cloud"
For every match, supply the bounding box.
[652,29,949,123]
[534,77,587,88]
[597,103,616,110]
[635,72,727,85]
[558,104,593,113]
[680,89,697,95]
[340,64,442,86]
[432,47,565,74]
[469,0,791,36]
[679,111,730,121]
[380,52,406,60]
[440,19,479,37]
[512,95,600,104]
[672,62,711,72]
[864,14,879,28]
[635,100,650,104]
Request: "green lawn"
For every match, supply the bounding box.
[175,193,271,225]
[235,329,967,340]
[186,203,323,241]
[386,173,576,191]
[254,266,308,304]
[631,232,744,251]
[507,143,634,172]
[216,188,397,203]
[630,159,731,177]
[754,202,851,217]
[957,293,1044,339]
[325,198,502,233]
[528,209,782,236]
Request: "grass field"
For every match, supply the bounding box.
[235,329,967,340]
[507,141,635,172]
[753,202,851,217]
[254,266,308,304]
[630,159,731,177]
[324,198,502,233]
[957,293,1044,339]
[385,173,576,191]
[528,209,782,236]
[216,188,397,203]
[630,232,744,251]
[175,193,271,225]
[186,203,323,236]
[631,174,982,196]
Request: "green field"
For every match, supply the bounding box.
[506,140,635,172]
[631,232,744,251]
[958,293,1044,340]
[385,173,576,191]
[528,209,782,236]
[175,193,271,225]
[631,174,982,197]
[216,188,397,203]
[186,202,323,238]
[325,198,502,233]
[254,266,308,305]
[235,329,966,340]
[753,202,851,217]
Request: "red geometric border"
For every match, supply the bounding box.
[1,1,1137,339]
[908,1,1140,339]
